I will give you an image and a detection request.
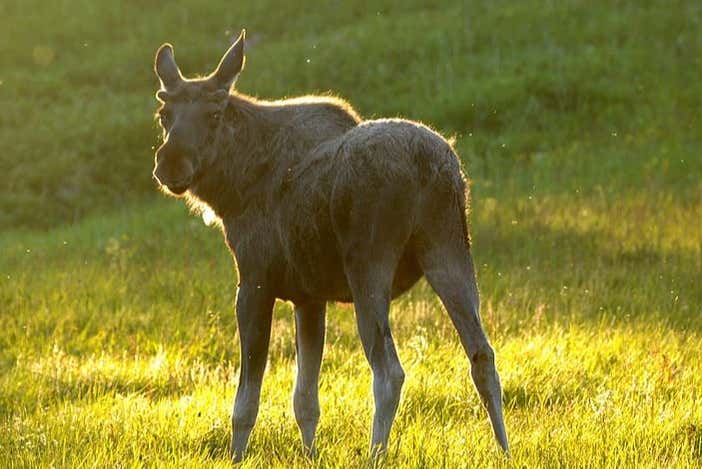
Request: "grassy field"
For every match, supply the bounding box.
[2,0,702,467]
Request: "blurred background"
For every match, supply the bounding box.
[1,0,699,229]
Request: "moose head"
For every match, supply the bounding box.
[152,30,245,195]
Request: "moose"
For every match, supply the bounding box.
[152,30,508,461]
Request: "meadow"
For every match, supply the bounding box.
[1,0,701,467]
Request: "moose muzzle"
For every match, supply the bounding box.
[153,143,196,195]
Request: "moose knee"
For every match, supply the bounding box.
[233,394,259,430]
[232,411,256,432]
[390,366,405,390]
[374,364,405,400]
[470,345,495,367]
[469,346,501,403]
[294,391,320,423]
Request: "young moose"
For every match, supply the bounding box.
[153,30,508,461]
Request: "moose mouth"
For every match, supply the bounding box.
[158,177,192,195]
[165,181,190,195]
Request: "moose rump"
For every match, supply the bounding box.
[266,118,461,304]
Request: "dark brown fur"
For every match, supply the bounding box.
[190,94,464,304]
[153,30,508,461]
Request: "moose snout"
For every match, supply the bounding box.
[153,143,195,194]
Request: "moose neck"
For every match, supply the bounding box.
[188,93,282,220]
[186,91,360,224]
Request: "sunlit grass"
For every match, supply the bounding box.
[2,311,701,466]
[2,184,701,466]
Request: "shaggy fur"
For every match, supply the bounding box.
[153,30,508,461]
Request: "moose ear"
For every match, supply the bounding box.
[210,29,246,91]
[154,43,183,90]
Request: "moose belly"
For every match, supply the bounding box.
[276,235,351,302]
[276,240,423,304]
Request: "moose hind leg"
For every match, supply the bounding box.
[293,301,326,457]
[346,265,405,458]
[420,247,509,452]
[332,178,415,457]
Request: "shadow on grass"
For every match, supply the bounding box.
[682,423,702,460]
[501,383,588,411]
[0,369,203,419]
[400,377,592,419]
[194,421,230,460]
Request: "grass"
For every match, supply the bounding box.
[2,0,702,467]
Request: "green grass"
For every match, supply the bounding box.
[2,0,702,467]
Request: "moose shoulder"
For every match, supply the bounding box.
[153,30,508,462]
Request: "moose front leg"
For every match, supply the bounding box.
[230,284,275,462]
[293,301,326,457]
